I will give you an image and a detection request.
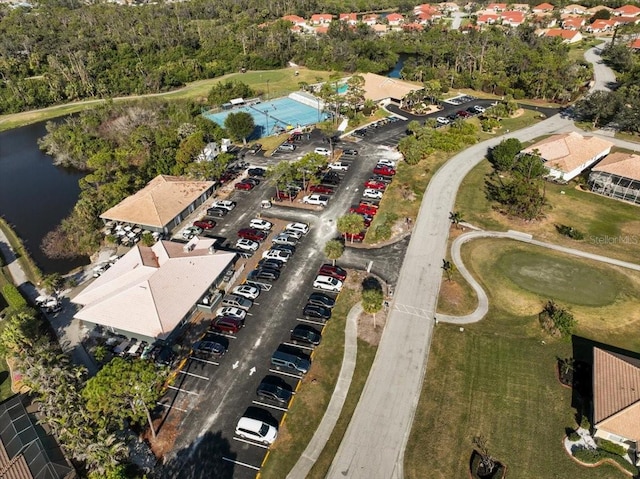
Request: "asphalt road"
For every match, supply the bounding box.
[584,40,615,93]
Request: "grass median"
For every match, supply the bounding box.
[406,238,640,478]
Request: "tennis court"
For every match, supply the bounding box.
[203,96,329,140]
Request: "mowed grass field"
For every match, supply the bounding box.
[456,159,640,264]
[406,238,640,479]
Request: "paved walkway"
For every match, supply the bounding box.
[287,303,360,478]
[437,229,640,325]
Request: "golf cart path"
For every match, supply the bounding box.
[437,229,640,325]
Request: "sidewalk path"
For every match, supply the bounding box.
[437,229,640,325]
[287,303,360,478]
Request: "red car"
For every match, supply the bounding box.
[373,165,396,176]
[319,264,348,281]
[343,231,366,242]
[350,203,379,216]
[235,180,255,191]
[360,214,373,227]
[275,190,297,201]
[309,184,334,194]
[364,180,387,191]
[456,110,471,118]
[237,228,268,242]
[210,316,244,334]
[194,219,216,230]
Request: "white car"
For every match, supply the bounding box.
[285,222,309,235]
[328,162,349,171]
[376,158,396,168]
[215,307,246,320]
[303,194,329,207]
[436,117,450,125]
[262,249,291,262]
[363,188,383,200]
[282,228,302,239]
[182,226,203,239]
[472,105,486,113]
[235,238,259,252]
[232,284,260,300]
[211,200,236,211]
[249,219,273,231]
[272,233,298,246]
[313,275,343,292]
[314,147,331,156]
[235,417,278,445]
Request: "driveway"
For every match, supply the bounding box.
[584,40,615,93]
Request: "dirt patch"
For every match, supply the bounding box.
[439,280,467,312]
[511,108,525,118]
[147,411,182,460]
[358,310,387,346]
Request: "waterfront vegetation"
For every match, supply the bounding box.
[0,217,42,284]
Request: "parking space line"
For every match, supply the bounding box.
[179,370,210,380]
[252,400,288,412]
[296,317,326,326]
[233,437,270,449]
[282,342,314,351]
[215,332,237,339]
[167,385,200,396]
[222,457,261,470]
[157,401,188,413]
[268,368,304,379]
[189,356,219,366]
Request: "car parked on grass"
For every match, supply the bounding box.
[307,292,336,309]
[286,222,310,235]
[249,219,273,231]
[373,165,396,176]
[303,303,332,321]
[272,233,298,246]
[319,264,347,281]
[313,275,343,292]
[211,200,236,211]
[303,194,329,206]
[235,417,278,445]
[369,175,392,184]
[327,161,349,171]
[235,238,259,252]
[291,325,322,346]
[206,207,228,218]
[314,147,331,156]
[210,316,245,334]
[215,307,246,320]
[235,180,255,191]
[376,159,396,168]
[256,376,293,404]
[262,249,291,263]
[194,219,216,230]
[363,188,383,200]
[237,228,268,242]
[232,284,260,300]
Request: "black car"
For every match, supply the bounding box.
[353,129,367,137]
[241,177,261,186]
[369,175,393,184]
[342,148,358,156]
[291,325,322,346]
[303,303,332,321]
[248,167,266,177]
[192,338,227,359]
[248,268,280,281]
[307,292,336,309]
[151,346,176,367]
[256,376,293,404]
[271,243,296,255]
[206,207,228,218]
[257,258,285,271]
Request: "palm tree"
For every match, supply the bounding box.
[324,239,344,266]
[337,214,365,243]
[449,211,464,229]
[442,259,454,281]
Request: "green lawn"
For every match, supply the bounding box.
[406,238,640,479]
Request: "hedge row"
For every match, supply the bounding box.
[574,447,638,475]
[1,284,27,309]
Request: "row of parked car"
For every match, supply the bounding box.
[351,116,401,139]
[435,104,486,126]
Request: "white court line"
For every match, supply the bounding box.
[269,368,304,379]
[283,342,314,351]
[157,402,188,413]
[252,400,288,412]
[189,356,219,366]
[393,303,430,318]
[232,437,270,449]
[221,457,261,470]
[179,370,209,380]
[296,317,326,326]
[167,385,199,396]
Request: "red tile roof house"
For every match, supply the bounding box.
[587,19,617,33]
[476,13,500,25]
[521,132,614,182]
[562,16,586,30]
[314,25,329,34]
[415,11,442,24]
[615,16,640,26]
[486,3,507,12]
[386,13,405,26]
[560,4,588,15]
[631,38,640,50]
[310,13,333,25]
[414,3,439,14]
[282,15,306,27]
[593,347,640,464]
[501,11,526,27]
[362,14,379,26]
[403,22,424,31]
[339,13,358,25]
[614,5,640,17]
[533,2,554,13]
[545,28,583,43]
[511,3,531,12]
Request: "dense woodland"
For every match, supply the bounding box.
[1,0,595,113]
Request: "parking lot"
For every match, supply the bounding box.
[156,98,498,477]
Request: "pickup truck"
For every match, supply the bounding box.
[303,194,329,207]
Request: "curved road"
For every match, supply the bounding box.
[585,40,615,93]
[326,43,626,479]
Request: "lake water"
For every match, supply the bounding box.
[0,121,89,274]
[387,54,410,79]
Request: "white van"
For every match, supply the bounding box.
[235,417,278,445]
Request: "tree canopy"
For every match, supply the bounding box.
[224,111,255,143]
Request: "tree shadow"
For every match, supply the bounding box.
[159,430,235,479]
[0,371,8,389]
[361,276,382,292]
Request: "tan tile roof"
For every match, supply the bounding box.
[73,239,236,340]
[592,152,640,181]
[521,132,613,174]
[100,175,214,228]
[360,73,422,102]
[593,347,640,442]
[0,443,33,479]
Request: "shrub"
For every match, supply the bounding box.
[573,446,638,475]
[567,430,580,442]
[555,224,584,240]
[580,415,590,430]
[539,300,576,338]
[373,223,391,241]
[597,438,626,457]
[1,284,27,309]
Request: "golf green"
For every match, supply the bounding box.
[495,249,621,306]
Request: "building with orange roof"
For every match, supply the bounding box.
[544,28,583,43]
[310,13,333,25]
[589,152,640,205]
[339,13,358,25]
[387,13,405,26]
[631,38,640,50]
[533,2,554,13]
[561,4,588,15]
[415,11,441,23]
[282,14,306,26]
[486,3,507,12]
[562,16,585,30]
[614,4,640,17]
[511,3,530,12]
[587,19,616,33]
[414,3,439,14]
[314,25,329,34]
[477,13,500,25]
[403,22,424,31]
[615,16,640,26]
[501,11,526,27]
[362,14,379,25]
[521,132,613,181]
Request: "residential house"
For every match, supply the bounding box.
[501,11,526,27]
[545,28,583,43]
[615,16,640,26]
[532,2,554,14]
[511,3,531,12]
[477,13,500,25]
[362,14,379,26]
[589,152,640,205]
[314,25,330,34]
[614,5,640,17]
[0,395,75,479]
[561,4,588,15]
[414,3,439,14]
[386,13,405,26]
[587,5,613,15]
[415,11,440,24]
[403,22,424,31]
[485,3,507,12]
[593,347,640,463]
[339,13,358,25]
[310,13,333,25]
[371,24,389,34]
[587,19,616,33]
[100,175,215,234]
[521,131,613,182]
[281,14,306,27]
[72,238,237,343]
[631,38,640,50]
[562,16,586,30]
